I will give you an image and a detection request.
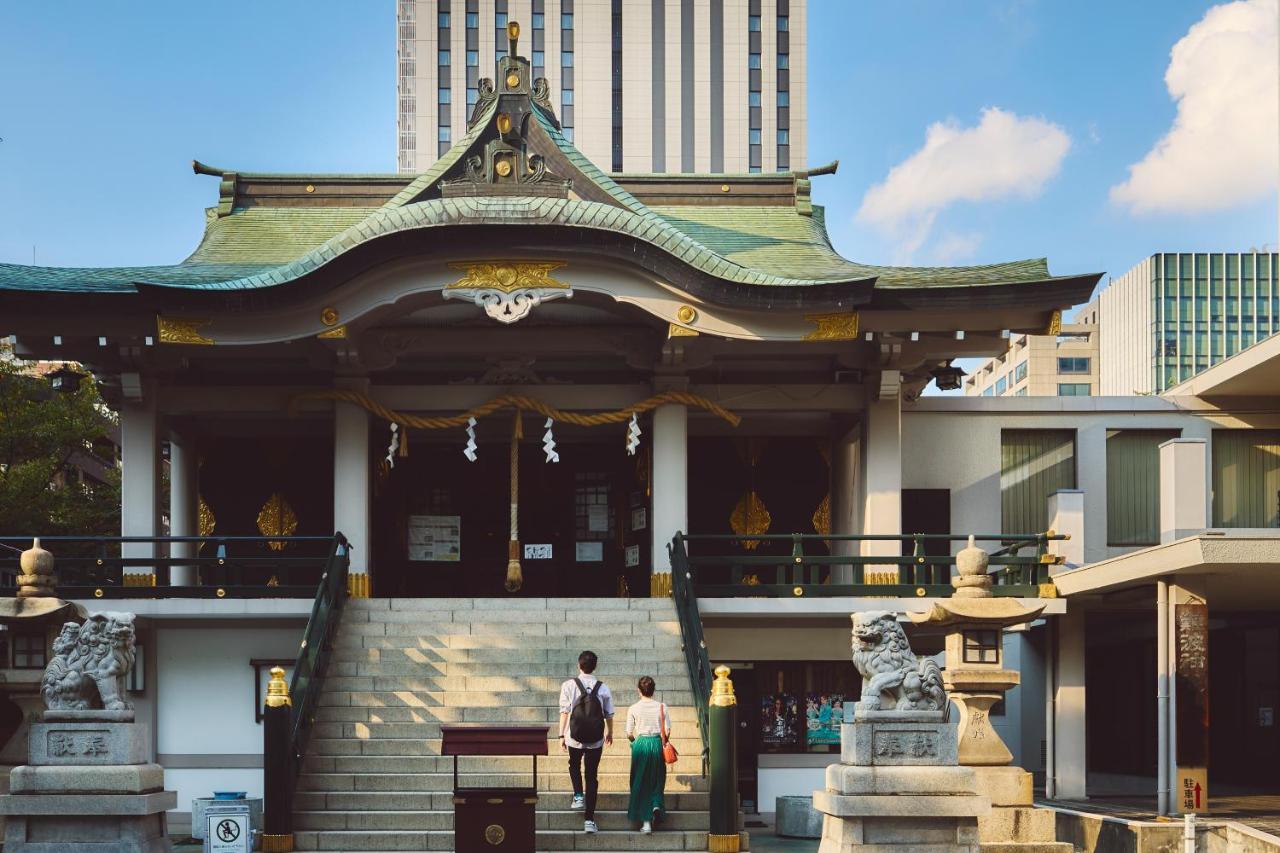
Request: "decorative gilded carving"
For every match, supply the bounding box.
[730,492,771,551]
[443,261,572,324]
[256,493,298,551]
[803,311,860,341]
[317,325,347,339]
[676,305,698,325]
[1043,309,1062,336]
[156,316,214,345]
[668,323,699,338]
[197,497,216,538]
[347,572,371,599]
[649,572,672,598]
[320,307,340,326]
[812,493,831,537]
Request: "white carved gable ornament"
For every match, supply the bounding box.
[442,261,573,324]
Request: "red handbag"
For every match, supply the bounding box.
[659,704,678,765]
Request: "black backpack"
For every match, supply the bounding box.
[569,678,606,743]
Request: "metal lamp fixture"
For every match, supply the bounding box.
[931,364,965,392]
[47,364,87,395]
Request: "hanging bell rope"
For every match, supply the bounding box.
[288,389,741,430]
[505,413,523,593]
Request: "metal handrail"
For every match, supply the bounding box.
[0,535,338,590]
[668,532,712,774]
[286,533,351,789]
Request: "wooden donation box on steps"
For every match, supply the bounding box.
[442,725,550,853]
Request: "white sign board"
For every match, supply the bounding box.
[631,508,647,532]
[625,545,640,568]
[524,543,553,560]
[587,504,609,532]
[206,809,251,853]
[408,515,461,561]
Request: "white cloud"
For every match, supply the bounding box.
[857,108,1071,262]
[930,231,984,264]
[1111,0,1279,215]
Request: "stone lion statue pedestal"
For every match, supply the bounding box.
[0,612,176,852]
[813,611,990,853]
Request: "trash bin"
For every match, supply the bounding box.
[442,725,550,853]
[204,801,253,853]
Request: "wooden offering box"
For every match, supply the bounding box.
[441,725,550,853]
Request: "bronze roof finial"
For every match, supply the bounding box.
[507,20,520,57]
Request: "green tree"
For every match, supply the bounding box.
[0,348,121,537]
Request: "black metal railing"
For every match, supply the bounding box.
[285,533,350,790]
[676,532,1064,598]
[0,535,341,598]
[669,533,713,772]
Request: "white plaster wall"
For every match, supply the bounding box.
[155,625,304,818]
[900,399,1234,564]
[758,767,825,810]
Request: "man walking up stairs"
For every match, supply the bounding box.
[292,597,737,852]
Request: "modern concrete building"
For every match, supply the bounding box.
[1099,252,1279,395]
[963,307,1099,398]
[396,0,807,174]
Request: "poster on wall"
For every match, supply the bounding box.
[760,694,801,747]
[407,515,461,561]
[805,693,846,746]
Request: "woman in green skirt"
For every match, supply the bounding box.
[625,676,671,833]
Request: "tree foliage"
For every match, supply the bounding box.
[0,349,121,537]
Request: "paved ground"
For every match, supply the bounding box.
[1044,794,1280,839]
[745,813,819,853]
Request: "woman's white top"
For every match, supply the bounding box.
[626,698,671,738]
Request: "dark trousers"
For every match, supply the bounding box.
[568,746,603,819]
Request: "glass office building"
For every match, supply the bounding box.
[1099,252,1280,395]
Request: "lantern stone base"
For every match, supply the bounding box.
[815,712,990,853]
[971,767,1070,852]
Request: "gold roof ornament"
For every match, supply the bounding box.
[811,493,831,537]
[197,497,216,538]
[257,493,298,551]
[442,261,572,324]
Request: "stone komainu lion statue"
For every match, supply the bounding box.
[40,613,136,713]
[851,611,946,712]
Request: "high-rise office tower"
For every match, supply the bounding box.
[396,0,807,174]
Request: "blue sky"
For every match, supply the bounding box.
[0,0,1275,301]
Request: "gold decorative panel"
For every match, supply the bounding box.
[257,493,298,551]
[197,497,216,538]
[1043,309,1062,336]
[156,316,214,345]
[730,492,771,551]
[445,261,568,293]
[812,493,831,536]
[803,312,859,341]
[668,323,699,338]
[317,324,347,339]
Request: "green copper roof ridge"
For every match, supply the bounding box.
[386,99,501,208]
[529,110,649,216]
[131,196,874,293]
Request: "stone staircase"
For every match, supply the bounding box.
[293,597,738,852]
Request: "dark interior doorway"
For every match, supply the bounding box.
[371,431,650,597]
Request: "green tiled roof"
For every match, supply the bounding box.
[0,92,1086,298]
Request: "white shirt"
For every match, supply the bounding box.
[626,698,671,739]
[558,672,615,749]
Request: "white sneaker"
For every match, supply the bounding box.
[641,821,652,834]
[584,820,598,834]
[571,794,585,810]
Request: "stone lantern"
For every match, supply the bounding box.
[909,536,1067,852]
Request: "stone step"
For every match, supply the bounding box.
[302,753,706,775]
[335,632,680,649]
[313,698,699,722]
[336,620,682,638]
[297,772,709,794]
[329,647,688,665]
[318,672,692,693]
[294,809,710,832]
[344,608,665,625]
[310,720,705,743]
[307,737,704,758]
[345,598,676,614]
[310,684,697,704]
[292,828,714,852]
[327,660,692,679]
[293,791,711,813]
